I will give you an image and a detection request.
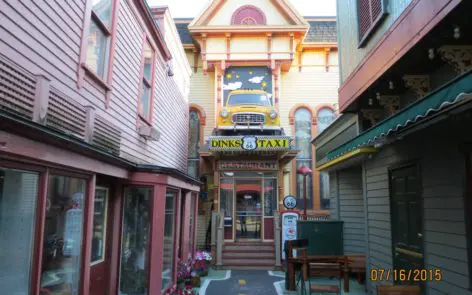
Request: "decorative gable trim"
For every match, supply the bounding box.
[189,0,308,27]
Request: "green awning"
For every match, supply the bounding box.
[327,70,472,161]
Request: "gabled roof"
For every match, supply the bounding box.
[174,17,337,45]
[188,0,308,27]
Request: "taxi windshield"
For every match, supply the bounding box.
[228,93,271,106]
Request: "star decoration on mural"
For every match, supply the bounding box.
[249,71,253,75]
[226,73,232,79]
[261,81,267,88]
[236,74,240,78]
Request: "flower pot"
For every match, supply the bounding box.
[191,276,201,287]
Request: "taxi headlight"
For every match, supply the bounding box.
[220,109,229,118]
[269,110,278,119]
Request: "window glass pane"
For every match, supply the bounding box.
[91,187,108,263]
[296,160,313,210]
[295,108,312,159]
[0,167,38,294]
[187,160,199,179]
[220,178,233,218]
[143,42,153,82]
[188,111,200,158]
[86,21,110,79]
[320,172,330,209]
[162,191,176,291]
[120,187,151,295]
[41,175,86,295]
[140,84,151,120]
[263,178,277,216]
[92,0,113,28]
[317,108,335,133]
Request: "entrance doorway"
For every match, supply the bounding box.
[389,164,424,285]
[235,179,262,240]
[219,171,277,241]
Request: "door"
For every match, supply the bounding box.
[235,178,263,240]
[89,187,111,295]
[390,165,424,284]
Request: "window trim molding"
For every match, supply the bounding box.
[357,0,388,48]
[137,33,157,126]
[77,0,120,108]
[289,105,318,210]
[189,103,206,145]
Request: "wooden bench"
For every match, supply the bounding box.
[377,284,421,295]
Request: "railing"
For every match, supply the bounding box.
[215,210,224,267]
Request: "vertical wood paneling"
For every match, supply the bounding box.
[338,167,365,254]
[188,71,215,138]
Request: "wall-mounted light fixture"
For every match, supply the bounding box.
[368,98,373,106]
[454,26,460,39]
[376,92,380,100]
[389,81,394,90]
[166,62,174,76]
[428,48,435,60]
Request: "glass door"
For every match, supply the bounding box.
[235,178,262,240]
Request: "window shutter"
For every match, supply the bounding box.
[358,0,386,46]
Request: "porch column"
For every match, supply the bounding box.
[80,174,96,295]
[149,184,167,293]
[181,191,192,260]
[278,161,285,211]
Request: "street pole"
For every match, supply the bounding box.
[303,174,307,220]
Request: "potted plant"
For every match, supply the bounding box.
[176,259,192,289]
[194,250,212,277]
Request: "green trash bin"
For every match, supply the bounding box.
[297,220,344,255]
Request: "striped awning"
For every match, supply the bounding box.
[327,70,472,161]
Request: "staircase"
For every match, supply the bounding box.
[221,242,277,270]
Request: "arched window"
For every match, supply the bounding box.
[188,111,200,178]
[317,108,336,133]
[294,108,313,209]
[317,108,335,209]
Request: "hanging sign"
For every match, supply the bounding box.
[219,161,278,170]
[208,136,292,152]
[283,195,297,210]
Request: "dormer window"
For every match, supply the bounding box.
[231,5,266,25]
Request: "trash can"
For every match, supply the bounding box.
[297,220,344,255]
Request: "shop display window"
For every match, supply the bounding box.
[161,190,176,291]
[0,167,39,295]
[119,187,151,295]
[40,175,87,295]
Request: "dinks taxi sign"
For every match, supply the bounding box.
[208,136,292,152]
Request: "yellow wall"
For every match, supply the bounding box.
[207,0,290,26]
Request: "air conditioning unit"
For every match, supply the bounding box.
[138,125,160,141]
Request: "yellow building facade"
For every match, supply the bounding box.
[177,0,340,257]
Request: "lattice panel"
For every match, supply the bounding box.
[92,115,121,155]
[0,57,35,119]
[46,88,86,139]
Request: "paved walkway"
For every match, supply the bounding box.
[205,270,282,295]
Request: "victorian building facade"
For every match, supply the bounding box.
[174,0,340,269]
[314,0,472,294]
[0,1,197,294]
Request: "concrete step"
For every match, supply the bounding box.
[223,245,274,251]
[222,251,275,258]
[222,258,275,266]
[220,265,276,270]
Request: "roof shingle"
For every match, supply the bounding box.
[175,22,193,44]
[305,21,337,43]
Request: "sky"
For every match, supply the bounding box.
[146,0,337,18]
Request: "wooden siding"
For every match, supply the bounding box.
[336,0,412,83]
[329,168,366,254]
[187,70,215,139]
[0,0,191,171]
[362,120,472,294]
[280,66,339,136]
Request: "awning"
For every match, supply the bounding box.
[327,70,472,161]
